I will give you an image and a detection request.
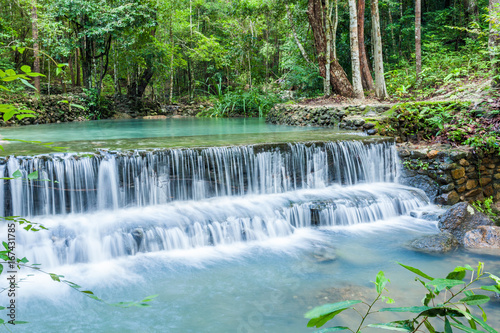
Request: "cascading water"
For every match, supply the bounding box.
[1,140,430,268]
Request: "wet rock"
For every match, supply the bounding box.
[367,129,378,135]
[438,203,494,245]
[440,184,455,193]
[408,232,459,253]
[311,245,338,263]
[363,122,375,129]
[132,228,144,248]
[435,191,459,206]
[399,169,439,203]
[463,226,500,248]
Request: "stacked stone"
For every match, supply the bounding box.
[398,148,500,205]
[266,104,391,135]
[266,105,347,127]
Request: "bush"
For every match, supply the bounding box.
[305,262,500,333]
[199,88,279,118]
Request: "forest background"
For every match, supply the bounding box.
[0,0,498,118]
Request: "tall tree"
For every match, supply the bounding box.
[415,0,422,79]
[348,0,364,99]
[325,0,332,96]
[30,0,40,93]
[357,0,374,91]
[371,0,387,99]
[490,0,500,88]
[308,0,354,97]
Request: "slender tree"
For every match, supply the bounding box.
[325,0,332,96]
[357,0,374,91]
[31,0,40,93]
[371,0,387,99]
[415,0,422,79]
[490,0,500,88]
[348,0,364,99]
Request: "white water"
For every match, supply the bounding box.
[1,140,498,332]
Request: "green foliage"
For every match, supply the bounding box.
[472,197,499,225]
[388,101,500,154]
[200,88,278,118]
[305,262,499,333]
[403,159,429,171]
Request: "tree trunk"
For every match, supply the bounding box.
[371,0,388,99]
[348,0,364,99]
[357,0,374,91]
[75,48,81,86]
[332,0,338,59]
[415,0,422,79]
[307,0,354,97]
[325,0,332,96]
[490,0,500,88]
[31,0,40,93]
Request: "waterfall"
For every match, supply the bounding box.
[0,140,431,266]
[0,141,397,216]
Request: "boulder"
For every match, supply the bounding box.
[398,169,439,203]
[464,226,500,248]
[408,232,459,253]
[438,202,493,245]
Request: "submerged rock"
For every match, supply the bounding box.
[438,202,493,245]
[408,232,459,253]
[311,245,337,263]
[464,226,500,248]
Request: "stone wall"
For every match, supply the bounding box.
[397,145,500,205]
[266,103,391,135]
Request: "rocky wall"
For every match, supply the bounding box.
[266,103,392,135]
[397,146,500,205]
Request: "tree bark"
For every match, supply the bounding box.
[325,0,332,96]
[357,0,374,91]
[348,0,364,99]
[31,0,40,93]
[307,0,354,97]
[371,0,388,99]
[490,0,500,88]
[415,0,422,79]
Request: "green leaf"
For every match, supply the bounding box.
[17,257,28,263]
[480,285,500,293]
[20,78,36,90]
[375,271,390,294]
[17,47,25,54]
[426,278,464,292]
[12,170,22,178]
[2,241,9,251]
[70,103,86,110]
[82,290,94,295]
[380,306,432,313]
[20,65,31,73]
[49,273,61,282]
[304,300,362,319]
[368,321,413,332]
[12,321,28,324]
[398,263,434,281]
[450,322,483,333]
[453,308,496,333]
[0,264,3,275]
[28,171,38,180]
[459,295,490,306]
[313,327,349,333]
[445,317,452,333]
[308,310,345,328]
